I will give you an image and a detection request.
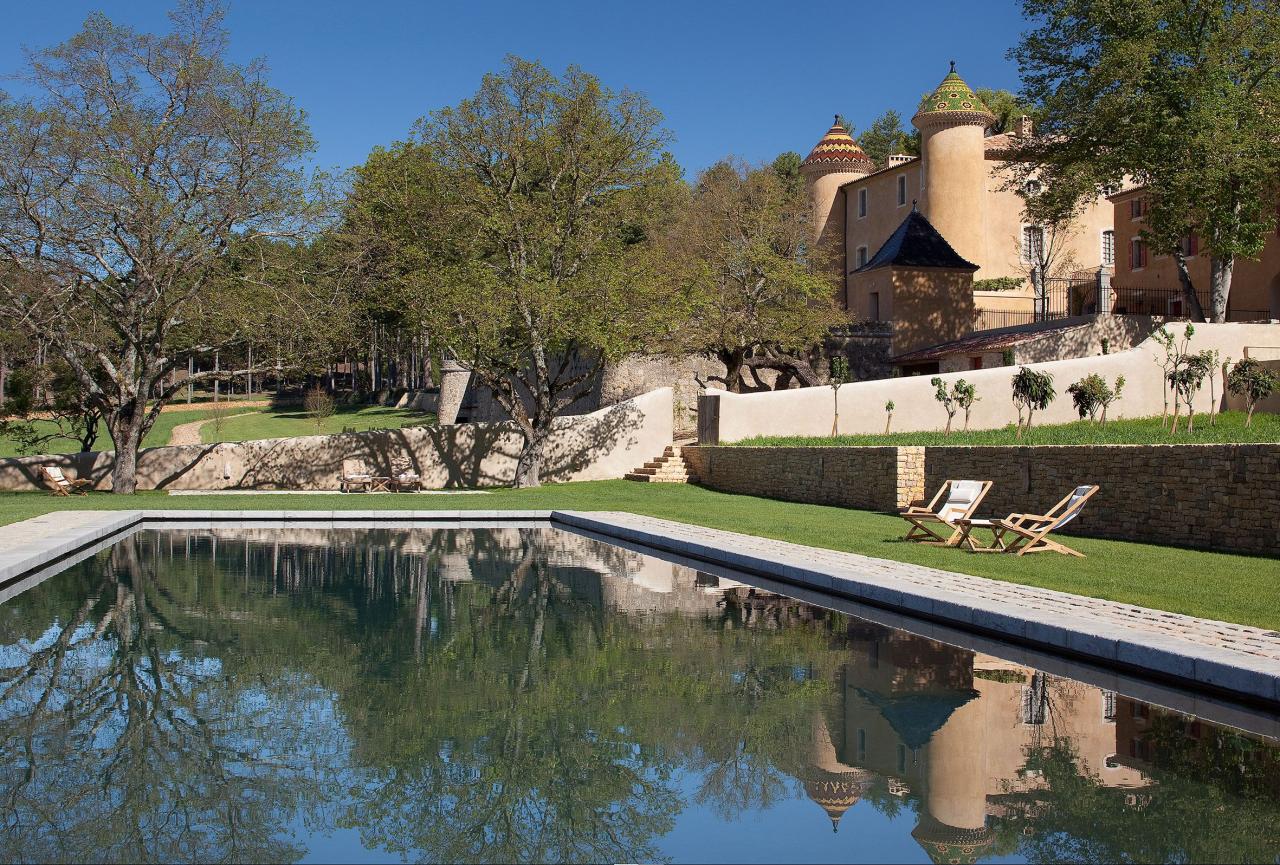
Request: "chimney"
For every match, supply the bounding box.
[1016,115,1034,138]
[887,154,914,167]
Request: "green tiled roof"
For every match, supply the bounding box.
[916,62,993,119]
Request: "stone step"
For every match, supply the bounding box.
[626,446,697,483]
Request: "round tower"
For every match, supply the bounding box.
[912,63,996,270]
[800,118,874,270]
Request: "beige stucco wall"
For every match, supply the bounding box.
[921,121,987,271]
[843,162,922,287]
[890,268,976,354]
[684,441,1280,555]
[703,322,1280,443]
[1110,188,1280,318]
[0,388,673,492]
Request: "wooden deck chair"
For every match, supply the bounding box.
[899,479,993,545]
[987,485,1100,557]
[340,459,373,493]
[41,465,92,496]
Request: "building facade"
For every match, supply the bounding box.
[1108,187,1280,320]
[801,64,1116,338]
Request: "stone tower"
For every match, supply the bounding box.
[912,63,996,272]
[800,118,874,277]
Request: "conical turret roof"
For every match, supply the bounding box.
[801,117,874,173]
[913,62,996,127]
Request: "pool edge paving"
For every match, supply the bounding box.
[0,507,1276,709]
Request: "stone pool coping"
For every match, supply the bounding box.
[1,508,1277,710]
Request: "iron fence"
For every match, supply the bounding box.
[971,278,1272,334]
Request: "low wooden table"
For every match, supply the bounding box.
[953,518,1008,553]
[369,476,395,493]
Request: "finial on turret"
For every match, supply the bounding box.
[912,199,918,212]
[949,59,956,73]
[833,113,840,125]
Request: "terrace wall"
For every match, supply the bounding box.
[0,388,673,492]
[698,322,1280,444]
[683,442,1280,556]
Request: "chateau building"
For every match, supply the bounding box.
[801,64,1116,354]
[1108,186,1280,320]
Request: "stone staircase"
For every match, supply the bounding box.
[625,445,699,484]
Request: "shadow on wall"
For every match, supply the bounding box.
[0,388,672,492]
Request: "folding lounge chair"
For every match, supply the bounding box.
[340,459,373,493]
[966,485,1100,557]
[899,479,993,545]
[41,465,92,496]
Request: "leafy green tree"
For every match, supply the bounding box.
[356,57,678,486]
[857,109,919,167]
[771,151,804,194]
[1011,367,1055,437]
[929,376,960,435]
[1066,373,1125,424]
[659,160,844,393]
[1226,358,1278,427]
[1011,0,1280,322]
[0,359,103,453]
[0,1,319,492]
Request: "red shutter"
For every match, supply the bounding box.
[1139,242,1148,268]
[1127,239,1134,269]
[1189,233,1199,256]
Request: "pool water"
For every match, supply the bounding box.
[0,526,1277,864]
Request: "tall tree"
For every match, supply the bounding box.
[0,1,317,492]
[857,109,919,167]
[355,57,679,487]
[1012,0,1280,322]
[657,160,844,393]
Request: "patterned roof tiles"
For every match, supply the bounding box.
[801,117,874,172]
[913,62,995,125]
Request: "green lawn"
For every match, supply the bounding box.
[0,409,221,458]
[1,480,1276,629]
[733,410,1280,447]
[199,405,434,443]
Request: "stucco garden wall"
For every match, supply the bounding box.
[701,322,1280,444]
[0,388,673,492]
[683,442,1280,556]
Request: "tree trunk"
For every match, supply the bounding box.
[1173,253,1207,322]
[0,346,7,408]
[106,400,148,494]
[513,428,545,488]
[1209,256,1232,323]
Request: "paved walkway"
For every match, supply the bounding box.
[555,511,1280,704]
[167,411,257,446]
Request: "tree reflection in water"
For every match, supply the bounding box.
[0,527,1275,864]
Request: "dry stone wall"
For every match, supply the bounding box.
[684,443,1280,556]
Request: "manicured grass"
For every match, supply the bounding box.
[0,409,222,458]
[200,405,434,443]
[1,480,1275,629]
[733,410,1280,448]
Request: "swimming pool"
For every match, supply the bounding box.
[1,524,1276,863]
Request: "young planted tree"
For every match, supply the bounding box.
[1226,358,1277,428]
[829,356,849,436]
[884,400,895,436]
[304,387,335,434]
[0,2,317,492]
[1066,373,1125,424]
[660,159,844,393]
[930,377,960,435]
[1012,0,1280,321]
[1011,367,1056,438]
[366,57,678,487]
[954,380,979,431]
[1168,351,1213,434]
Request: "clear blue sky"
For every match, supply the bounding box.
[3,0,1030,176]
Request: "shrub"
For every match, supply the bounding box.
[1011,368,1055,438]
[1226,358,1278,427]
[1001,348,1015,367]
[1066,373,1125,423]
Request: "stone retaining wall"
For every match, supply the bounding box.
[684,443,1280,556]
[0,388,673,492]
[682,446,924,511]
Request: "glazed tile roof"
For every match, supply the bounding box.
[913,62,995,124]
[853,209,978,273]
[801,117,874,171]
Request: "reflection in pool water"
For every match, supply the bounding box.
[0,527,1276,864]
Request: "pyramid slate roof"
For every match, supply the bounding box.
[853,208,978,273]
